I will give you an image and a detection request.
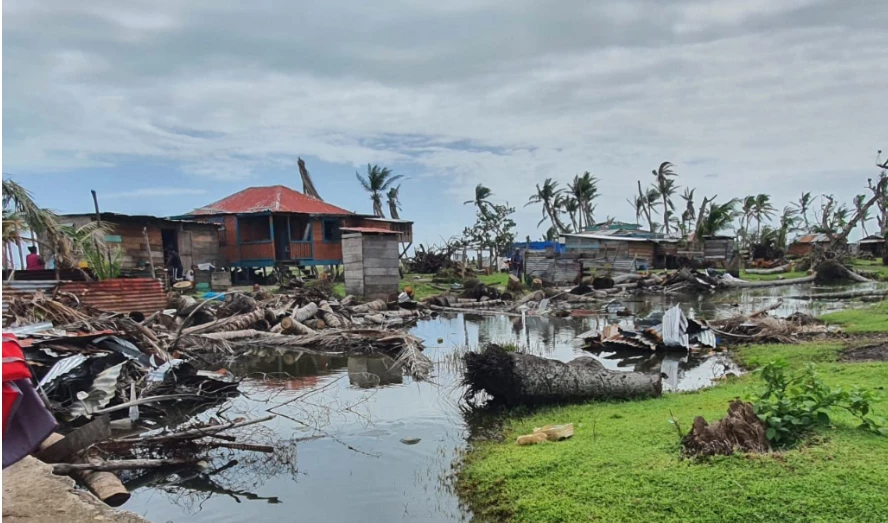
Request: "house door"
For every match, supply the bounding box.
[273,216,290,261]
[161,229,178,255]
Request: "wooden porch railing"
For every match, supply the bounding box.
[290,241,313,259]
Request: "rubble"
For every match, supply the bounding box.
[577,305,718,353]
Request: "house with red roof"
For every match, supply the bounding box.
[181,185,412,268]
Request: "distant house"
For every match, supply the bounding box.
[787,233,831,257]
[561,228,677,272]
[181,185,412,268]
[52,213,222,273]
[702,235,736,261]
[858,234,886,257]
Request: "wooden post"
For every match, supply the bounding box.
[90,190,112,266]
[143,227,156,279]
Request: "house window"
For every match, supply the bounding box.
[239,215,271,243]
[323,220,341,242]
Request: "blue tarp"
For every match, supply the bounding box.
[510,241,564,254]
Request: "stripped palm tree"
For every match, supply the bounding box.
[651,162,677,234]
[464,184,494,217]
[559,195,580,232]
[387,185,402,220]
[297,157,322,200]
[627,195,644,227]
[526,179,567,232]
[636,181,660,233]
[356,164,403,217]
[679,188,696,239]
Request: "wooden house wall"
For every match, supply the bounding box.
[343,233,399,300]
[312,221,343,262]
[703,238,735,260]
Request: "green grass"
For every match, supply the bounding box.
[331,271,516,302]
[821,300,888,334]
[458,343,888,522]
[739,270,810,282]
[848,258,888,282]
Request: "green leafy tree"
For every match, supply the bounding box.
[463,203,516,270]
[356,164,403,217]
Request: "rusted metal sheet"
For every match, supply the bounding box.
[2,280,61,314]
[58,278,166,315]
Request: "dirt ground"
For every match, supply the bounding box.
[2,457,147,523]
[841,343,888,362]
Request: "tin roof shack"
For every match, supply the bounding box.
[54,213,221,274]
[788,233,831,258]
[858,235,886,257]
[181,185,412,269]
[561,227,678,274]
[342,228,401,301]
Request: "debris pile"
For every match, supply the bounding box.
[578,305,718,352]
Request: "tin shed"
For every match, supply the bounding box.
[342,228,401,300]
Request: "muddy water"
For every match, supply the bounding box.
[123,284,876,522]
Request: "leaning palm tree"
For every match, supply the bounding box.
[627,195,644,227]
[776,206,799,250]
[568,172,599,230]
[740,195,757,246]
[699,199,740,237]
[297,157,322,200]
[753,193,777,240]
[387,185,402,220]
[464,184,495,218]
[559,195,580,232]
[356,164,403,217]
[526,179,566,232]
[854,194,871,237]
[636,181,660,233]
[794,192,813,231]
[651,162,677,234]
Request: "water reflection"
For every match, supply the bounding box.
[125,283,872,523]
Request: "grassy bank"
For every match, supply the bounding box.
[458,343,888,522]
[739,269,810,282]
[848,258,888,282]
[821,300,888,334]
[332,271,513,301]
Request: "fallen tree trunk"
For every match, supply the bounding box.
[744,264,790,275]
[463,345,661,406]
[53,458,198,474]
[721,275,816,288]
[281,316,317,335]
[292,302,319,322]
[681,400,771,457]
[181,308,266,335]
[39,433,130,507]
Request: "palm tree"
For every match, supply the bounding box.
[636,181,660,233]
[297,157,322,200]
[627,195,644,227]
[526,179,566,232]
[560,195,580,232]
[854,194,871,237]
[753,194,776,240]
[699,199,740,236]
[679,188,696,239]
[464,184,494,217]
[651,162,677,234]
[356,164,403,217]
[387,185,402,220]
[739,195,756,245]
[776,206,799,250]
[2,179,62,269]
[794,192,813,231]
[568,172,599,230]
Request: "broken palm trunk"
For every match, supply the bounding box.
[463,345,661,407]
[681,400,771,457]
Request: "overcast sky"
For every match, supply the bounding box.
[4,0,887,244]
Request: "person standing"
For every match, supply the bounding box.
[165,248,184,280]
[25,246,45,271]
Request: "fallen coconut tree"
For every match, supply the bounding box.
[463,344,662,406]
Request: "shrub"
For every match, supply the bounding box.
[750,360,886,446]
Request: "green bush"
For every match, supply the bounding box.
[750,360,887,446]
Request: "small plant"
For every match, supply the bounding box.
[750,360,887,446]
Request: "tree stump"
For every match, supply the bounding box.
[681,400,771,457]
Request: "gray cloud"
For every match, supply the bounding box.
[4,0,887,237]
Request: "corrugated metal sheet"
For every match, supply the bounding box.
[661,305,689,349]
[58,278,166,315]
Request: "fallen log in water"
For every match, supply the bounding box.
[52,458,199,475]
[721,275,816,288]
[181,308,266,336]
[463,345,661,406]
[38,433,131,507]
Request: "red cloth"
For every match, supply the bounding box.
[2,335,30,436]
[25,253,44,270]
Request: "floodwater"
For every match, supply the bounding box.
[124,282,878,522]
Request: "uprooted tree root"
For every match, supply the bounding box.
[681,400,771,457]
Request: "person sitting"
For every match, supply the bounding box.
[25,246,45,271]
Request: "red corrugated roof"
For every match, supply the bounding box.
[191,185,353,216]
[341,227,400,234]
[59,278,167,315]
